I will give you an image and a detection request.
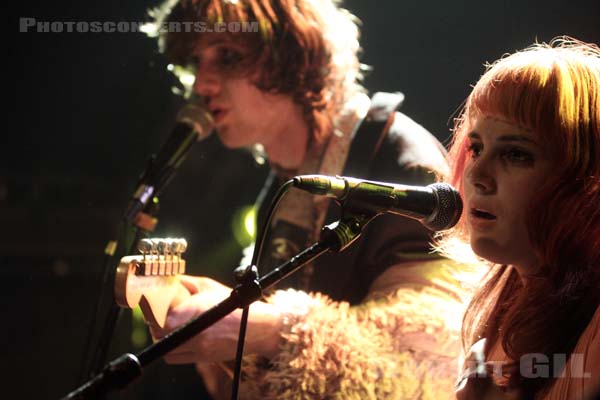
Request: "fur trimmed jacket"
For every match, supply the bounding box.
[199,259,467,399]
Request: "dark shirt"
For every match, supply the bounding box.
[255,93,448,304]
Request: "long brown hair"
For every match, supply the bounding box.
[150,0,365,144]
[443,37,600,397]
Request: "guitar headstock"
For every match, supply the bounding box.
[114,238,188,328]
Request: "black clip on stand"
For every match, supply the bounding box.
[80,129,196,383]
[79,157,162,385]
[62,211,374,399]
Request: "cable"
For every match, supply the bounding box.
[230,179,295,400]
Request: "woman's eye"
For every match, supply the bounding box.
[466,142,482,158]
[502,148,533,164]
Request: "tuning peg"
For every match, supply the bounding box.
[149,239,160,253]
[138,238,153,254]
[156,239,168,255]
[169,238,187,254]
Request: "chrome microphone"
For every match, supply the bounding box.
[293,174,463,231]
[124,101,214,222]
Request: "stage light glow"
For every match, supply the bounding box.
[131,305,149,348]
[139,22,158,36]
[231,205,257,247]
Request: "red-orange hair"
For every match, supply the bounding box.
[445,37,600,396]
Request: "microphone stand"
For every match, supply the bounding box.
[79,150,181,383]
[79,100,208,382]
[84,202,159,377]
[63,211,374,399]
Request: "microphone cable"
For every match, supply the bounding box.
[230,178,295,400]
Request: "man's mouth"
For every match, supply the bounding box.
[210,108,227,123]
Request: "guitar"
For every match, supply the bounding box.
[114,238,189,328]
[114,237,246,390]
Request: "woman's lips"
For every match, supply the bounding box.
[471,207,496,219]
[468,207,497,230]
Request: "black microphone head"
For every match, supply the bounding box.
[423,183,463,231]
[176,100,214,140]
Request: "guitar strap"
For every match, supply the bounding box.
[342,91,404,178]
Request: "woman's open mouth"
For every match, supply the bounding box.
[471,208,497,220]
[469,207,497,230]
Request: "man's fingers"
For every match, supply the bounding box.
[179,275,202,295]
[164,351,199,364]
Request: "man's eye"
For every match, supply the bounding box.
[186,56,200,72]
[218,48,243,67]
[190,55,200,66]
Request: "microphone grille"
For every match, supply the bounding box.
[424,183,463,231]
[176,100,214,140]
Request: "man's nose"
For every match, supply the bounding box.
[193,65,222,98]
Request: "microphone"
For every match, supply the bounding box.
[124,101,214,222]
[293,175,463,231]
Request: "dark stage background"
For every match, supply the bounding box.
[5,1,600,399]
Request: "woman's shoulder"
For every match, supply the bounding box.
[581,304,600,389]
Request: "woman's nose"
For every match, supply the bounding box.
[467,158,496,194]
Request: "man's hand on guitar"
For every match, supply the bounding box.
[146,275,284,364]
[113,238,283,365]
